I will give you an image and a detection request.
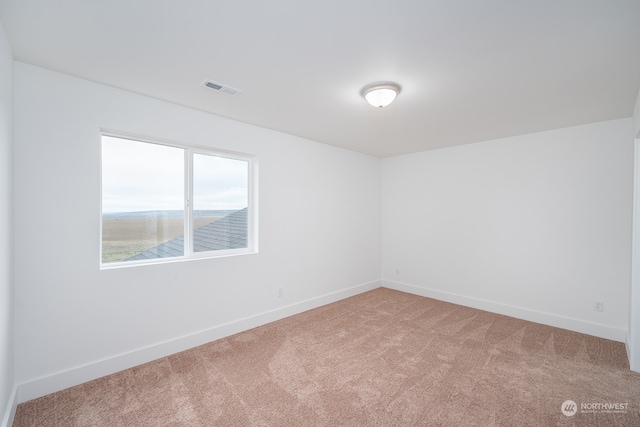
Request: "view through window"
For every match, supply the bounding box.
[101,134,253,266]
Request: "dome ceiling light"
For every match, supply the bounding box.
[361,82,401,108]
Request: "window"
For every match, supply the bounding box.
[101,133,256,267]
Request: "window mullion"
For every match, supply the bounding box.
[184,149,193,257]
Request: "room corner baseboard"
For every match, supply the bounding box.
[625,332,640,373]
[1,385,18,427]
[15,280,381,404]
[625,332,631,365]
[382,280,627,343]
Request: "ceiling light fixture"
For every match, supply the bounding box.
[362,82,401,108]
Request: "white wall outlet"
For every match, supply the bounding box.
[396,268,400,275]
[278,287,284,298]
[593,300,604,312]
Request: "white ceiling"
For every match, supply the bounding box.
[1,1,639,158]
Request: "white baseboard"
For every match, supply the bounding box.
[627,332,640,373]
[383,280,627,343]
[16,280,381,404]
[15,279,628,408]
[1,385,17,427]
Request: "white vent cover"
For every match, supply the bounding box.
[201,80,241,96]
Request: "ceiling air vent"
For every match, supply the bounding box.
[201,79,241,96]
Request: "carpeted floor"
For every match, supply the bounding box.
[13,288,640,426]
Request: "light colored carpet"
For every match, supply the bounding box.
[13,288,640,426]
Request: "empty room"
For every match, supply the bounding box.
[1,1,640,426]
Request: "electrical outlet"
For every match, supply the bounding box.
[396,268,400,275]
[593,300,604,312]
[278,287,284,298]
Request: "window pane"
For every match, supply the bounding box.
[193,154,248,252]
[102,136,185,263]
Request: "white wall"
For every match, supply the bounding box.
[13,62,381,401]
[0,19,14,427]
[382,119,634,341]
[630,138,640,372]
[630,90,640,371]
[634,89,640,138]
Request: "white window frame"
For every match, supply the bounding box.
[100,131,258,269]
